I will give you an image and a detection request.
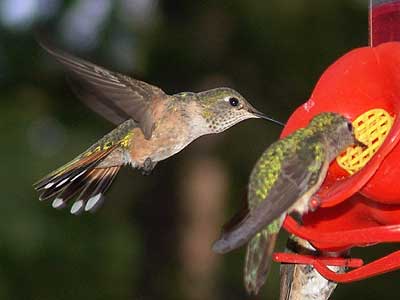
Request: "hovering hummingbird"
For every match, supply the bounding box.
[33,41,283,215]
[280,235,345,300]
[212,112,365,294]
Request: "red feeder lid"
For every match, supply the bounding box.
[281,42,400,207]
[274,0,400,283]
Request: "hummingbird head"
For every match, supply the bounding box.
[309,112,365,159]
[197,87,283,133]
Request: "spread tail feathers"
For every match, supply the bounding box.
[34,119,137,214]
[34,145,121,214]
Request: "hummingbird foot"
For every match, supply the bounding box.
[141,158,156,175]
[289,211,303,225]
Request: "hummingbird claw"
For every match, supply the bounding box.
[142,158,156,175]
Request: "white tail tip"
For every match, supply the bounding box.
[52,198,65,209]
[70,200,84,215]
[85,194,102,212]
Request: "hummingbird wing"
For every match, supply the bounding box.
[212,141,325,254]
[34,119,137,214]
[39,40,168,139]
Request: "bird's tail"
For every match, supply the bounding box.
[244,230,278,295]
[34,120,136,214]
[34,145,121,214]
[244,215,284,295]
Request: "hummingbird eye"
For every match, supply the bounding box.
[347,122,353,132]
[229,97,239,107]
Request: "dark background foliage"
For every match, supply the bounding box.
[0,0,398,299]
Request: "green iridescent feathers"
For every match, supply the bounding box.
[213,112,357,294]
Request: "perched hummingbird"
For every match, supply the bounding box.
[212,112,365,294]
[280,235,346,300]
[33,41,283,215]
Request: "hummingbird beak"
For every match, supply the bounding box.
[250,108,285,126]
[354,139,368,149]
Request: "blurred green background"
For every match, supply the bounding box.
[1,0,398,299]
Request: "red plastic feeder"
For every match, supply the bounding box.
[273,0,400,283]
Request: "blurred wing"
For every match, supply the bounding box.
[212,147,324,254]
[66,76,130,126]
[39,40,168,139]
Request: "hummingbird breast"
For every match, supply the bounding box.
[128,101,204,166]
